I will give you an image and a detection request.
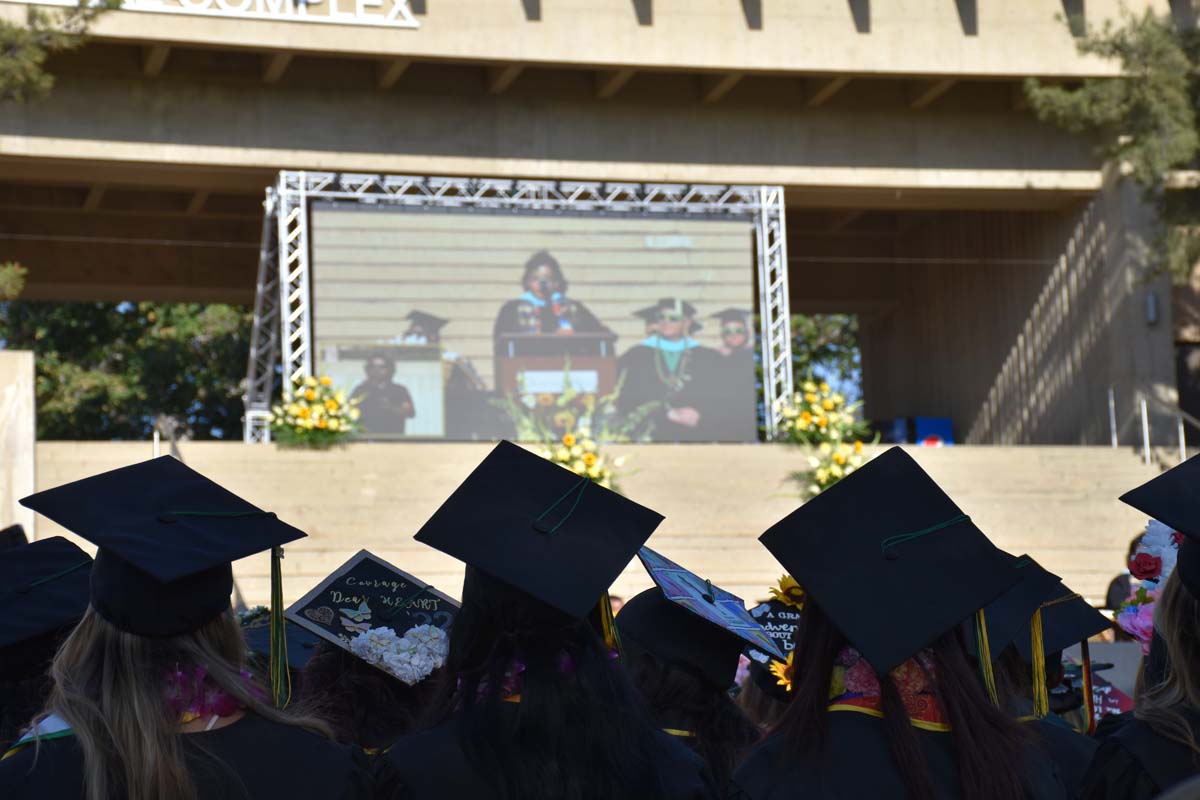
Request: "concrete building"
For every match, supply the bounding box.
[0,1,1191,602]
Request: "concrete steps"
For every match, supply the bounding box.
[32,442,1160,609]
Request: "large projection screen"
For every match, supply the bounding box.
[311,204,758,442]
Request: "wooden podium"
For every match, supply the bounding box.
[495,333,617,396]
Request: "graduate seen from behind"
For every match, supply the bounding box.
[616,547,774,794]
[0,457,372,800]
[732,447,1068,800]
[382,440,717,800]
[1081,454,1200,798]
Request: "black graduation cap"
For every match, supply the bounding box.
[415,441,663,620]
[1014,584,1113,662]
[0,523,28,551]
[966,554,1063,660]
[759,447,1019,673]
[746,590,804,702]
[632,305,661,324]
[0,537,92,654]
[617,548,781,688]
[648,298,701,333]
[405,310,449,335]
[711,308,751,326]
[19,456,306,638]
[1120,454,1200,596]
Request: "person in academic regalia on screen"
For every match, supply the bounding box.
[706,308,757,441]
[0,457,373,800]
[492,251,608,355]
[0,538,92,753]
[1080,455,1200,799]
[616,298,724,442]
[400,309,498,439]
[382,441,717,800]
[350,352,415,436]
[730,447,1069,800]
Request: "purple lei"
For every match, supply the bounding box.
[164,665,261,722]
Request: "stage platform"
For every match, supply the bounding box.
[32,442,1158,610]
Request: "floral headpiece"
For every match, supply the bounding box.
[348,624,449,685]
[768,574,805,610]
[1115,520,1183,654]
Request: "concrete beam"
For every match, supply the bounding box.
[486,64,524,95]
[595,69,636,99]
[82,184,106,211]
[701,73,742,104]
[806,76,850,108]
[909,78,957,109]
[376,59,411,90]
[185,190,209,216]
[262,53,293,84]
[142,44,170,77]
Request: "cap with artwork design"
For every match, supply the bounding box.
[746,575,805,701]
[1120,453,1200,597]
[617,547,782,688]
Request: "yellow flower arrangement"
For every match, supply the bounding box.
[270,375,361,448]
[539,429,623,491]
[795,440,869,499]
[775,377,869,446]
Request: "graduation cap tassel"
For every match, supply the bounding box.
[599,591,622,655]
[1029,608,1049,719]
[269,546,291,709]
[1080,638,1096,735]
[973,608,1000,707]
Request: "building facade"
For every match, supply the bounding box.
[0,0,1186,443]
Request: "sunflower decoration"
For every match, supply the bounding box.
[768,574,805,610]
[769,651,795,693]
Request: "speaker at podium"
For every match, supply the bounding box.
[495,333,618,397]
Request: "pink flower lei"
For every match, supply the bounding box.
[164,665,262,723]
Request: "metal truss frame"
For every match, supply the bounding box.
[244,171,793,441]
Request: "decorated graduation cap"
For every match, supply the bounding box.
[759,447,1019,677]
[286,550,459,686]
[0,523,28,551]
[1120,453,1200,598]
[415,441,663,620]
[617,547,782,688]
[20,456,306,705]
[405,310,449,335]
[746,575,805,701]
[0,537,92,678]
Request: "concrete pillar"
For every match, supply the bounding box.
[0,351,35,536]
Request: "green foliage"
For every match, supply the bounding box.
[1025,11,1200,283]
[790,314,861,388]
[0,262,27,300]
[0,301,252,439]
[0,1,115,104]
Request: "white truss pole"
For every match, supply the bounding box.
[756,185,793,440]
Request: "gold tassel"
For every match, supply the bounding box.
[975,608,999,706]
[1030,609,1049,718]
[599,591,622,655]
[1081,639,1095,735]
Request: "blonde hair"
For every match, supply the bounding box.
[34,607,330,800]
[1138,569,1200,762]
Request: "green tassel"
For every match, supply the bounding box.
[270,546,290,708]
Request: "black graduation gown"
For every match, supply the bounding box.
[705,348,758,442]
[0,712,373,799]
[493,297,606,340]
[1026,717,1097,799]
[350,382,415,436]
[730,712,1070,799]
[615,344,725,442]
[1079,712,1200,800]
[382,705,717,799]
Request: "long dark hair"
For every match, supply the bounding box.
[298,641,438,750]
[428,566,674,800]
[777,600,1031,800]
[1137,569,1200,763]
[623,637,760,790]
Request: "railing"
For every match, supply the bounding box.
[1110,386,1199,467]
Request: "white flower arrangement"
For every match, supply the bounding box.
[348,624,449,686]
